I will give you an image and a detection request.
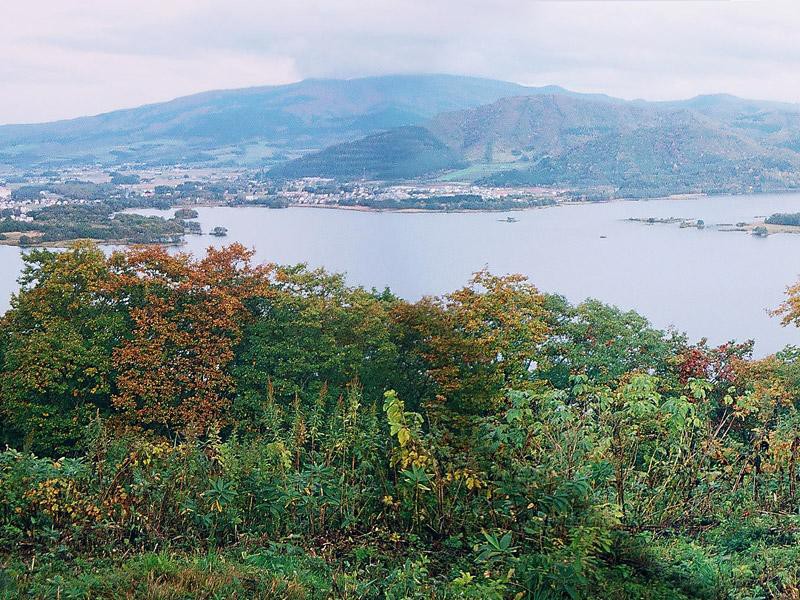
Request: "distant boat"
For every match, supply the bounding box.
[499,216,519,223]
[600,235,607,238]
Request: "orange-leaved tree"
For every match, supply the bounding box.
[108,244,271,436]
[393,270,549,427]
[773,279,800,329]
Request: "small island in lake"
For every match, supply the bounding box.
[745,213,800,236]
[210,226,229,237]
[628,216,705,229]
[629,213,800,237]
[174,208,199,220]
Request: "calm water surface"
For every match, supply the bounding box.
[3,193,800,356]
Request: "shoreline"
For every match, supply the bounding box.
[269,191,708,214]
[0,236,186,249]
[4,190,800,248]
[137,190,800,219]
[627,216,800,236]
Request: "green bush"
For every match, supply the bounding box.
[2,244,800,597]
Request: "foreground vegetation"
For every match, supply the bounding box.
[2,243,800,598]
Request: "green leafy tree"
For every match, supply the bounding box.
[0,243,125,454]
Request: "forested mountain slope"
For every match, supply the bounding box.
[275,93,800,194]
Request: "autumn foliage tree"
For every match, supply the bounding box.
[107,244,270,436]
[393,270,549,425]
[6,244,800,597]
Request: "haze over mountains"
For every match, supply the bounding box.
[0,75,537,168]
[3,74,800,197]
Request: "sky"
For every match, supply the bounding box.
[2,0,799,125]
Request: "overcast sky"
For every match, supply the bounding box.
[2,0,799,125]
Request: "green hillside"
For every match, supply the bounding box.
[269,126,465,180]
[427,94,659,163]
[276,91,800,195]
[473,101,800,195]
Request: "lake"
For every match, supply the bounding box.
[3,193,800,355]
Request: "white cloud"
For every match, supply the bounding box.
[2,0,800,124]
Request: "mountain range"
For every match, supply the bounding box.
[3,74,800,196]
[0,75,546,168]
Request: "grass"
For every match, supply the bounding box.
[0,549,326,599]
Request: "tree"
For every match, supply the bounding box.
[539,296,684,388]
[0,242,124,454]
[109,244,269,436]
[232,265,400,433]
[393,270,548,426]
[773,279,800,328]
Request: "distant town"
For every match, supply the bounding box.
[0,165,578,246]
[0,166,571,214]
